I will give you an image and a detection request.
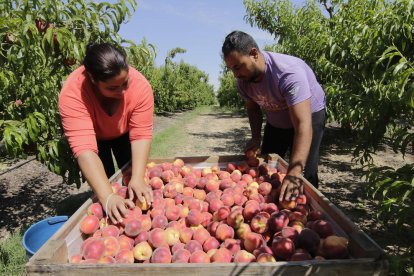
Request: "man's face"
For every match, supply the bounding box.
[95,69,129,99]
[224,49,263,82]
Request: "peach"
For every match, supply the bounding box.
[188,198,203,211]
[257,253,276,262]
[211,248,233,263]
[184,240,203,254]
[82,237,105,260]
[208,198,224,213]
[226,208,244,229]
[203,236,220,252]
[242,201,261,221]
[250,212,270,234]
[163,183,178,199]
[103,236,120,257]
[173,158,184,168]
[293,204,310,216]
[226,163,236,173]
[297,228,320,255]
[179,205,190,218]
[243,232,265,253]
[193,189,206,201]
[261,202,278,215]
[289,221,305,234]
[151,246,172,263]
[322,235,349,259]
[189,250,210,263]
[289,211,307,225]
[111,182,122,193]
[290,249,312,261]
[237,162,249,173]
[148,228,167,248]
[252,245,273,258]
[171,242,185,254]
[234,249,256,263]
[70,253,83,263]
[219,179,233,190]
[205,179,220,192]
[149,176,164,190]
[136,197,150,211]
[117,235,134,250]
[80,215,100,235]
[193,227,211,245]
[218,171,231,180]
[165,205,180,222]
[98,255,116,263]
[184,176,197,188]
[133,241,152,261]
[115,249,134,263]
[134,231,149,245]
[215,224,234,241]
[271,237,295,261]
[216,206,231,221]
[165,227,180,246]
[258,182,272,196]
[186,209,203,226]
[172,248,191,263]
[124,219,142,237]
[312,220,334,238]
[150,207,165,219]
[87,203,104,220]
[220,193,234,207]
[101,225,119,238]
[117,186,128,199]
[220,238,241,255]
[179,227,193,244]
[276,226,299,245]
[268,211,289,233]
[80,259,98,264]
[152,215,168,229]
[180,166,192,177]
[236,223,251,240]
[307,210,323,221]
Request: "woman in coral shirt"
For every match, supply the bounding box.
[59,43,153,224]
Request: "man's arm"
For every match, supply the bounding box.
[279,98,312,201]
[245,99,263,150]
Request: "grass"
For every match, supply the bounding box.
[0,105,212,274]
[150,105,212,158]
[0,232,26,276]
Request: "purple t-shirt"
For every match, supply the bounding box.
[237,51,326,129]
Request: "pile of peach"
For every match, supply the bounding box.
[70,157,350,264]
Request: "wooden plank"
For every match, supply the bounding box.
[27,239,67,265]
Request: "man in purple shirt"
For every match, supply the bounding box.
[222,31,326,202]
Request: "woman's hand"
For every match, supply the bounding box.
[105,193,135,224]
[128,177,153,208]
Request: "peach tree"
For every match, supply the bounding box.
[244,0,413,272]
[0,0,154,186]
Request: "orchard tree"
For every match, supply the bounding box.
[0,0,154,186]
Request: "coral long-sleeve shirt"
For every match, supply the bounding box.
[59,66,154,157]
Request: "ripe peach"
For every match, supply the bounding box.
[236,223,251,240]
[271,237,295,261]
[268,211,289,233]
[220,238,241,255]
[186,209,203,226]
[289,221,305,234]
[312,220,334,238]
[117,234,134,250]
[150,246,172,263]
[226,163,236,173]
[148,228,167,248]
[260,202,278,215]
[218,171,231,180]
[98,255,116,263]
[322,235,349,259]
[250,212,270,234]
[258,182,272,196]
[297,228,320,255]
[252,245,273,258]
[193,227,211,245]
[178,204,190,219]
[211,247,233,263]
[80,215,100,235]
[82,237,105,260]
[188,198,203,211]
[226,208,244,229]
[244,232,265,253]
[133,241,153,261]
[152,215,168,229]
[275,226,299,245]
[117,186,128,199]
[189,250,210,263]
[257,252,276,262]
[70,253,83,263]
[134,231,149,245]
[205,179,220,192]
[136,197,150,211]
[184,240,203,254]
[102,236,120,257]
[193,189,206,201]
[124,219,142,238]
[230,170,242,182]
[203,236,220,252]
[307,210,323,221]
[165,227,180,246]
[234,250,256,263]
[101,225,120,238]
[215,224,234,241]
[172,248,191,263]
[184,176,197,188]
[208,198,224,213]
[171,242,185,254]
[87,203,104,220]
[180,166,192,177]
[179,227,193,244]
[216,206,231,221]
[173,158,184,168]
[165,205,180,222]
[115,249,134,263]
[290,249,312,261]
[242,201,261,221]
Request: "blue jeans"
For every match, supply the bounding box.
[261,109,326,188]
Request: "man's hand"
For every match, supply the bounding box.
[279,175,304,202]
[128,177,153,208]
[245,138,261,154]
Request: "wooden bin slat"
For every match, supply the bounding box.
[26,154,388,275]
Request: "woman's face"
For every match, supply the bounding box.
[95,69,129,99]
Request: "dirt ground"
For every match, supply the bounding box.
[1,108,413,259]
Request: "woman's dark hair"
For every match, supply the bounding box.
[222,31,259,57]
[83,42,128,82]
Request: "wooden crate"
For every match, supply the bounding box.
[25,155,388,275]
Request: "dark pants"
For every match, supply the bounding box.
[97,132,131,178]
[261,109,326,188]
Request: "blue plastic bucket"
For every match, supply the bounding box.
[22,216,68,259]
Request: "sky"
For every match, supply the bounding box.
[117,0,302,90]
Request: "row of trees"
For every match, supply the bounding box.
[225,0,412,273]
[0,0,215,186]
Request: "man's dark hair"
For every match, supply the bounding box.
[222,31,259,57]
[83,42,128,82]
